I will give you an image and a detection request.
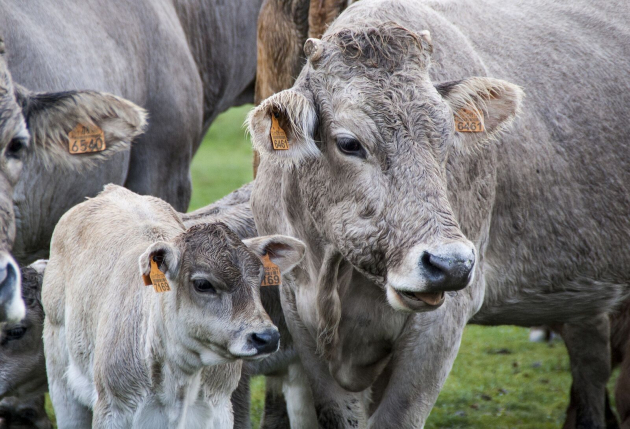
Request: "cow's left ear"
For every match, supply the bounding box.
[243,235,306,274]
[16,87,147,169]
[437,77,523,150]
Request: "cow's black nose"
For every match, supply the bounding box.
[419,243,474,292]
[248,328,280,354]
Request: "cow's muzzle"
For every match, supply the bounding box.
[0,252,24,323]
[386,241,475,312]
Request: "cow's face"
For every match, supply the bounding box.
[138,223,305,365]
[250,24,522,313]
[0,39,146,322]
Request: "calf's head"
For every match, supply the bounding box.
[249,23,522,313]
[0,38,146,321]
[139,223,305,365]
[0,260,47,400]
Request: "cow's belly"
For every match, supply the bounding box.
[471,261,630,326]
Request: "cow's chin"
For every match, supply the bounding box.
[385,284,445,312]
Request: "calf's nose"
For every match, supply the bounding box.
[419,242,475,292]
[0,252,23,323]
[248,328,280,355]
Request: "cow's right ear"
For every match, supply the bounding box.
[16,87,147,170]
[138,241,180,282]
[248,88,319,166]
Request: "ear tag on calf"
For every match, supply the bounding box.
[270,114,289,150]
[260,254,281,287]
[145,258,171,293]
[68,123,106,154]
[455,108,485,133]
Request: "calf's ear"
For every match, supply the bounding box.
[138,242,180,281]
[16,87,147,170]
[437,77,523,151]
[248,88,319,166]
[243,235,306,274]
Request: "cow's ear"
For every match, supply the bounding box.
[248,88,319,166]
[243,235,306,274]
[437,77,523,150]
[138,241,181,281]
[16,87,147,170]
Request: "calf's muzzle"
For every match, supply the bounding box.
[420,242,475,292]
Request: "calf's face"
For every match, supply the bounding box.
[0,37,146,322]
[0,261,47,400]
[139,223,305,364]
[250,24,522,312]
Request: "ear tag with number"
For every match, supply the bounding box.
[270,114,289,150]
[68,123,106,154]
[455,108,484,133]
[144,258,171,293]
[260,254,281,287]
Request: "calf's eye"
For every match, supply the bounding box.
[5,326,27,340]
[336,137,366,159]
[193,279,217,294]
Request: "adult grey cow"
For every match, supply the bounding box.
[249,0,630,427]
[0,0,263,265]
[0,40,146,323]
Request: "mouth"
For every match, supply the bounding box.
[386,284,445,312]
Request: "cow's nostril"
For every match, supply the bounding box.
[248,328,280,355]
[419,245,474,292]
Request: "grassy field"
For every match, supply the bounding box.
[45,105,619,428]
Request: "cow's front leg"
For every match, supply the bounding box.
[561,316,612,429]
[367,301,468,429]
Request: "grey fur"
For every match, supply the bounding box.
[0,0,263,268]
[248,0,630,427]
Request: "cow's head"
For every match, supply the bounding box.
[138,223,306,364]
[0,38,146,322]
[249,23,522,314]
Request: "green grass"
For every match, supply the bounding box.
[45,106,620,428]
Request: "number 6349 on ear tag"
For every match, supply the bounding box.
[261,254,281,286]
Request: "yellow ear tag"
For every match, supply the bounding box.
[68,123,106,154]
[455,108,485,133]
[270,114,289,150]
[260,254,281,287]
[145,258,171,293]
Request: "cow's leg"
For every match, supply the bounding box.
[260,375,290,429]
[281,289,367,429]
[123,81,203,212]
[561,316,612,429]
[367,303,468,429]
[231,371,252,429]
[44,325,92,429]
[283,362,318,429]
[616,348,630,428]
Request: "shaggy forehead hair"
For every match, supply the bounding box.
[321,21,432,73]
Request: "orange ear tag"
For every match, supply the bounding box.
[260,254,281,287]
[143,258,171,293]
[270,114,289,150]
[455,108,484,133]
[68,123,106,154]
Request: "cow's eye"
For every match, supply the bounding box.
[5,326,26,341]
[336,137,366,158]
[193,279,217,294]
[5,138,27,159]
